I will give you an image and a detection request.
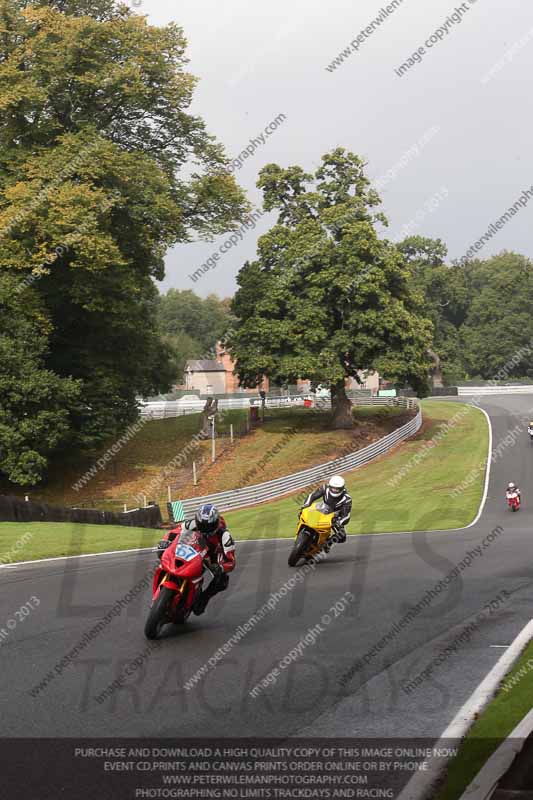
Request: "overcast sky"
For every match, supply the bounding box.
[144,0,532,298]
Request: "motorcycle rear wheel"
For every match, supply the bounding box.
[288,530,310,567]
[144,586,174,639]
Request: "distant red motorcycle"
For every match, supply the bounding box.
[144,526,210,639]
[506,491,521,512]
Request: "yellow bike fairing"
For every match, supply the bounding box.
[295,501,335,556]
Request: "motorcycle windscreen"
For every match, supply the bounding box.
[302,502,334,531]
[174,528,208,550]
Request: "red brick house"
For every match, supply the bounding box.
[181,344,269,395]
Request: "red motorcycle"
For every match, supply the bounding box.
[144,526,210,639]
[506,491,521,512]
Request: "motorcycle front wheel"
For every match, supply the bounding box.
[144,586,174,639]
[288,530,311,567]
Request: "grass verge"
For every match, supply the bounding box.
[0,400,488,562]
[1,409,248,511]
[0,522,159,563]
[224,400,488,538]
[434,640,533,799]
[193,405,412,496]
[1,406,409,510]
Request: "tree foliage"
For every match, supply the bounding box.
[0,274,81,485]
[399,239,533,383]
[397,236,470,384]
[0,0,248,482]
[229,149,433,428]
[157,289,236,381]
[460,252,533,380]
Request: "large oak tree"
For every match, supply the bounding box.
[229,149,433,428]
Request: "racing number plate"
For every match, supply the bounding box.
[174,544,197,561]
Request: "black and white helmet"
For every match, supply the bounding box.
[327,475,345,499]
[195,503,220,534]
[507,482,517,492]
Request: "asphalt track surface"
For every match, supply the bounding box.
[1,395,533,743]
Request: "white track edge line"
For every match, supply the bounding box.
[397,617,533,800]
[0,538,296,569]
[463,406,492,530]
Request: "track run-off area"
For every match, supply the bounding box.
[1,394,532,761]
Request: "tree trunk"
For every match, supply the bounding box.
[427,348,443,388]
[202,397,218,435]
[331,380,354,429]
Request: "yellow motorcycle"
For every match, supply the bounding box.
[288,501,335,567]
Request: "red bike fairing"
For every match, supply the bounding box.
[506,491,521,511]
[152,529,207,606]
[168,517,236,574]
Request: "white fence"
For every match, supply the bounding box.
[140,395,305,419]
[140,394,414,420]
[176,399,421,517]
[458,386,533,395]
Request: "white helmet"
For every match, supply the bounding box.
[508,482,516,490]
[328,475,345,498]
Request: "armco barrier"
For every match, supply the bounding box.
[178,399,422,517]
[0,495,163,528]
[351,396,414,406]
[458,385,533,395]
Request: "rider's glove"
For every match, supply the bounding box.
[331,519,346,543]
[157,539,170,553]
[209,562,224,579]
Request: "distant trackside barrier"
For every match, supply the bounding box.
[0,495,162,528]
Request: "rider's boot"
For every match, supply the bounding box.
[192,592,210,616]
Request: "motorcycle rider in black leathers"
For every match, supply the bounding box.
[301,474,352,550]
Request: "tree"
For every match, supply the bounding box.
[460,252,533,380]
[0,274,81,485]
[0,0,249,471]
[397,236,470,385]
[162,330,205,385]
[156,289,237,382]
[399,241,533,384]
[229,149,433,428]
[157,289,236,352]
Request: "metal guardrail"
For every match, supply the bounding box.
[458,386,533,395]
[351,396,408,406]
[178,399,421,517]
